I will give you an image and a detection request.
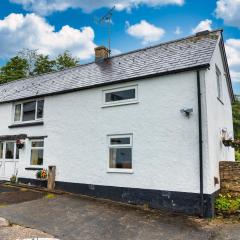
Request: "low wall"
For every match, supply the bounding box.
[219,161,240,195]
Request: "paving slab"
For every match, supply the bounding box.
[0,194,215,240]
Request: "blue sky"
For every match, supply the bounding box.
[0,0,239,94]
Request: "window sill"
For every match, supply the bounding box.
[102,100,139,108]
[107,169,133,174]
[217,97,224,105]
[9,121,44,128]
[25,167,43,170]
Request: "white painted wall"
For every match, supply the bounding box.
[0,71,205,193]
[204,39,235,194]
[0,47,234,195]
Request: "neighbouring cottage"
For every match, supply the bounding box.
[0,29,235,217]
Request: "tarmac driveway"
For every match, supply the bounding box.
[0,193,218,240]
[0,190,239,240]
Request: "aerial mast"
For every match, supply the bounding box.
[95,6,115,56]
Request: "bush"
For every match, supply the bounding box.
[10,175,16,184]
[215,193,240,214]
[236,150,240,161]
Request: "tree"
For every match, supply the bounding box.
[34,54,55,75]
[18,48,38,76]
[0,49,79,84]
[55,51,79,70]
[0,56,28,84]
[233,98,240,161]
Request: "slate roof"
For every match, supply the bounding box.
[0,30,222,103]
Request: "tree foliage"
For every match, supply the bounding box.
[56,51,79,70]
[0,49,79,84]
[0,56,28,83]
[34,54,55,75]
[233,99,240,139]
[233,98,240,161]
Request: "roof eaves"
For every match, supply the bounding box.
[0,63,210,104]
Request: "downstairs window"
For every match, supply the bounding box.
[108,135,132,172]
[30,140,44,165]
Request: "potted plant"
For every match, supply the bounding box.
[222,139,232,147]
[16,139,24,149]
[10,175,17,184]
[36,169,48,180]
[222,139,240,149]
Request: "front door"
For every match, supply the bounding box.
[0,141,19,180]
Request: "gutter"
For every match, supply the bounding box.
[197,70,204,217]
[0,64,210,105]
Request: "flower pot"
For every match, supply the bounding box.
[17,143,24,149]
[223,140,232,147]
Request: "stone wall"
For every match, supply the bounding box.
[219,161,240,195]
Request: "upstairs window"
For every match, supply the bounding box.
[216,66,223,101]
[14,99,44,123]
[103,85,138,107]
[108,134,133,172]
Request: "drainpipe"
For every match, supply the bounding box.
[197,70,204,217]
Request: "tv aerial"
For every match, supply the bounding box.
[95,6,115,56]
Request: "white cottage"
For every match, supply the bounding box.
[0,29,235,217]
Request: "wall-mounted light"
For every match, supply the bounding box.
[180,108,193,118]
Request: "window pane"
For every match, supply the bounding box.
[14,104,21,122]
[110,137,130,145]
[16,145,19,159]
[22,101,36,121]
[31,149,43,165]
[32,141,44,148]
[0,143,3,159]
[109,148,132,169]
[37,100,44,119]
[5,142,14,159]
[106,89,135,102]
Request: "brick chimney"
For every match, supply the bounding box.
[94,46,109,61]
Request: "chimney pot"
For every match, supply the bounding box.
[95,46,109,61]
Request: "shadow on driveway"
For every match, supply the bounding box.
[0,184,45,205]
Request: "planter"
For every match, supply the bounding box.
[223,139,232,147]
[16,139,24,149]
[16,143,24,149]
[222,139,240,149]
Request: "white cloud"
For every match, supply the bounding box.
[215,0,240,28]
[225,39,240,83]
[126,20,165,44]
[0,13,96,60]
[231,70,240,83]
[225,39,240,67]
[174,26,182,35]
[10,0,184,15]
[192,19,212,34]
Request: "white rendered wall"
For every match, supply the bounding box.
[0,71,212,194]
[203,40,235,194]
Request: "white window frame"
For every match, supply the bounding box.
[107,134,133,173]
[0,141,19,161]
[102,85,138,107]
[216,65,223,101]
[13,99,44,124]
[30,139,44,166]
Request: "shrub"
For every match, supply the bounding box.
[215,193,240,214]
[10,175,17,184]
[236,150,240,161]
